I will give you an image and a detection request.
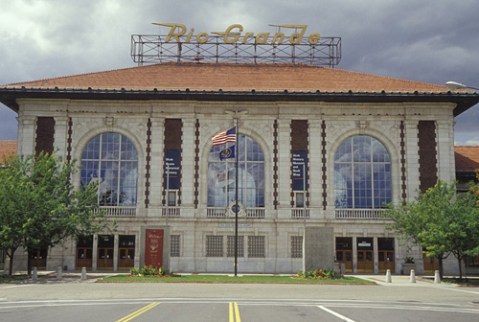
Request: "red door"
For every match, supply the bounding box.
[145,229,164,268]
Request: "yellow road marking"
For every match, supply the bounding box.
[229,302,241,322]
[116,302,160,322]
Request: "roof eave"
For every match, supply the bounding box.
[0,87,478,116]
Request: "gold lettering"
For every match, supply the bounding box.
[255,32,270,44]
[308,33,320,45]
[196,32,209,44]
[271,32,285,44]
[241,32,254,43]
[185,28,195,43]
[223,24,243,44]
[279,25,308,45]
[152,23,320,46]
[153,23,187,42]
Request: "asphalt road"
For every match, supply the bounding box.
[1,275,479,321]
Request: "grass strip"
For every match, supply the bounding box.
[97,274,375,285]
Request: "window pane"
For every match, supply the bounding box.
[81,132,138,207]
[353,136,371,162]
[334,135,391,209]
[208,134,264,208]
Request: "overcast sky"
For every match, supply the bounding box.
[1,0,478,144]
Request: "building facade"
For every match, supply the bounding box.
[1,62,478,274]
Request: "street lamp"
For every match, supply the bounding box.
[446,81,479,91]
[224,109,248,277]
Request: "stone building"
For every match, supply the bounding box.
[1,62,478,274]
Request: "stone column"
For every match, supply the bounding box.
[18,116,36,156]
[373,237,379,274]
[181,118,196,210]
[404,120,420,201]
[277,119,291,218]
[308,119,323,217]
[436,120,455,182]
[92,234,98,272]
[149,117,165,210]
[53,116,68,158]
[352,236,358,274]
[113,234,119,272]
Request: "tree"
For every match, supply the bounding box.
[0,152,107,275]
[385,181,479,279]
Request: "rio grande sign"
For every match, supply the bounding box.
[152,23,321,45]
[131,23,341,67]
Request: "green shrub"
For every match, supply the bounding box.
[296,269,338,280]
[129,266,166,277]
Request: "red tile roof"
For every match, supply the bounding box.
[0,141,16,163]
[4,63,451,93]
[455,146,479,173]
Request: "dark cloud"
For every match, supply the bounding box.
[1,0,478,143]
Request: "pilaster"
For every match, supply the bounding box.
[181,118,196,207]
[149,117,165,209]
[404,120,420,201]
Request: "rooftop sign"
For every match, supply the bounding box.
[131,23,341,67]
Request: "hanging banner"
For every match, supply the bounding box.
[292,151,308,191]
[145,229,164,268]
[164,149,181,189]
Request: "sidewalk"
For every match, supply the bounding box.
[352,273,455,286]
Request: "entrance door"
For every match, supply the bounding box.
[30,248,47,269]
[378,238,395,273]
[423,253,440,274]
[335,237,353,273]
[145,229,164,268]
[118,235,135,270]
[356,237,374,273]
[357,250,374,272]
[97,235,114,270]
[76,235,93,269]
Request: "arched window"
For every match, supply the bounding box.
[208,134,265,208]
[80,132,138,206]
[334,135,391,208]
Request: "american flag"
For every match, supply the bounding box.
[212,127,236,145]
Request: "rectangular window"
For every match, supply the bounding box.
[248,236,265,258]
[167,190,178,206]
[227,236,244,257]
[170,235,181,257]
[206,235,223,257]
[294,192,305,208]
[291,236,303,258]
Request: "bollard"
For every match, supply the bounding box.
[434,270,441,284]
[32,267,38,282]
[409,269,416,283]
[385,269,392,283]
[81,267,87,281]
[57,266,63,280]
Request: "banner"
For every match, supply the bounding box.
[292,151,308,191]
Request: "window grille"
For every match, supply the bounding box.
[227,236,244,257]
[291,236,303,258]
[206,235,223,257]
[170,235,181,257]
[248,236,265,258]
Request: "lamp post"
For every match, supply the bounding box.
[225,109,248,276]
[446,81,479,91]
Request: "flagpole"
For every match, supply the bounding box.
[234,116,239,277]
